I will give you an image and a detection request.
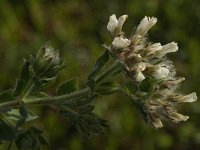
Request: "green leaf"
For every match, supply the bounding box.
[38,135,48,145]
[79,105,94,114]
[95,82,119,95]
[33,76,57,91]
[76,113,108,140]
[87,50,110,90]
[57,78,78,95]
[5,109,38,122]
[13,60,31,97]
[123,80,138,95]
[13,79,26,97]
[29,127,43,135]
[15,130,40,150]
[0,119,15,141]
[19,106,28,118]
[0,89,15,103]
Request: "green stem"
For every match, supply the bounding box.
[96,61,121,85]
[0,61,121,110]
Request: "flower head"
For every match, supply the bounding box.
[106,14,197,128]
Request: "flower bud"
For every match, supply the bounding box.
[112,36,130,49]
[135,16,157,36]
[35,44,64,78]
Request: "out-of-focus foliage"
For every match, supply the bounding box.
[0,0,200,149]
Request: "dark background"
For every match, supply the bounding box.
[0,0,200,149]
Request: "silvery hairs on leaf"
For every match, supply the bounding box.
[106,14,197,128]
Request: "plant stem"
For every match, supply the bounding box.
[0,61,121,111]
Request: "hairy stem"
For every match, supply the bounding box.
[0,61,121,111]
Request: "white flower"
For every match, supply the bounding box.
[149,65,169,78]
[172,92,197,103]
[107,14,128,36]
[107,14,118,35]
[112,36,130,49]
[135,71,145,82]
[117,15,128,33]
[155,42,178,58]
[169,112,189,123]
[152,118,163,128]
[135,16,157,36]
[163,77,185,88]
[127,53,142,62]
[146,43,163,56]
[135,62,147,72]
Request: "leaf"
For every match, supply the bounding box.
[13,79,26,97]
[13,60,31,97]
[19,106,28,118]
[29,127,43,135]
[33,76,57,91]
[95,82,119,95]
[79,105,94,114]
[123,80,138,95]
[15,130,40,150]
[57,78,78,95]
[15,127,46,150]
[38,135,49,145]
[0,89,15,103]
[5,109,38,122]
[75,113,108,140]
[87,50,110,90]
[0,119,15,141]
[15,106,29,129]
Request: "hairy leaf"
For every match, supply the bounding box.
[87,50,110,90]
[0,89,15,103]
[13,59,31,97]
[57,78,78,95]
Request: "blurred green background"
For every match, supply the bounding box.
[0,0,200,149]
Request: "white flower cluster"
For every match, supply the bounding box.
[107,14,197,128]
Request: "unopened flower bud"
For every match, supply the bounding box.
[35,44,64,78]
[135,16,157,36]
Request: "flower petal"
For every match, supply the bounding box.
[135,16,157,36]
[112,37,130,49]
